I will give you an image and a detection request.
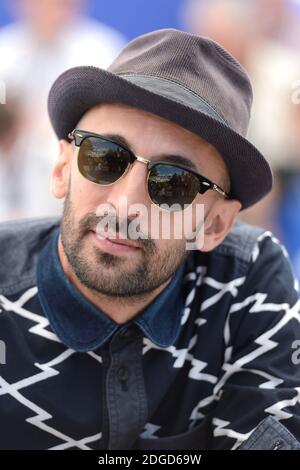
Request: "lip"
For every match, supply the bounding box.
[90,230,140,255]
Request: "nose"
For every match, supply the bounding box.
[104,159,150,220]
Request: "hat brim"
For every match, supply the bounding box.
[48,66,273,210]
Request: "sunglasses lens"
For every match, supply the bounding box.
[78,137,131,185]
[148,164,199,210]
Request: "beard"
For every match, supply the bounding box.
[59,180,190,300]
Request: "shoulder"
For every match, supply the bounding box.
[0,217,60,295]
[204,220,298,298]
[214,220,265,264]
[218,221,299,303]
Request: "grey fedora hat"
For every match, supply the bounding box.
[48,28,273,210]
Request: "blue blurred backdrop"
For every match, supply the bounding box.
[0,0,184,39]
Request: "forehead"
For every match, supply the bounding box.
[78,103,189,134]
[78,103,213,152]
[76,103,228,179]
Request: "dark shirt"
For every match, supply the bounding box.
[0,217,299,450]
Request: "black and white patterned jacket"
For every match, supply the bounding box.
[0,217,299,450]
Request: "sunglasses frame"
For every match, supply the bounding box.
[68,129,229,209]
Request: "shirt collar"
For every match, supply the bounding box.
[37,226,185,352]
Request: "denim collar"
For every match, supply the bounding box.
[37,227,185,352]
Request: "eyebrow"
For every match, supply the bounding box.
[101,133,199,173]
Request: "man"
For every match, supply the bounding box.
[0,29,299,450]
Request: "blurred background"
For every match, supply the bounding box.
[0,0,299,278]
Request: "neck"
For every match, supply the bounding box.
[57,235,171,324]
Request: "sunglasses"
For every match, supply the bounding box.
[68,129,229,211]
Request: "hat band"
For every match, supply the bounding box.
[118,73,229,127]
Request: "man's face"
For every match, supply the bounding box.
[55,103,229,300]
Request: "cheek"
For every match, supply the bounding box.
[167,208,206,241]
[70,165,112,218]
[163,202,208,249]
[147,209,197,242]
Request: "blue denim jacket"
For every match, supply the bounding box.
[238,416,300,450]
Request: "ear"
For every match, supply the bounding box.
[200,198,242,252]
[51,139,73,199]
